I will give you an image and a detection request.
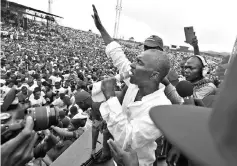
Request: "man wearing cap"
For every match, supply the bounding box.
[144,35,164,51]
[144,35,184,163]
[144,35,183,105]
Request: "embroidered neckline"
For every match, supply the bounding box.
[193,78,212,89]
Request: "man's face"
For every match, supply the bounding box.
[48,79,52,85]
[34,91,41,100]
[37,80,42,87]
[71,86,75,92]
[184,57,202,82]
[28,81,33,87]
[55,82,60,88]
[77,99,90,111]
[22,86,27,94]
[18,81,22,87]
[130,52,155,85]
[45,85,50,91]
[59,93,65,100]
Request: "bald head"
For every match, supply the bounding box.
[141,49,170,80]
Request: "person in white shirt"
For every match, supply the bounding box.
[51,89,67,111]
[52,81,65,101]
[92,5,171,166]
[29,80,45,100]
[29,87,46,107]
[28,79,37,92]
[49,72,61,86]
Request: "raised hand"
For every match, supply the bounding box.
[185,32,200,55]
[191,36,198,48]
[91,4,113,45]
[92,5,103,31]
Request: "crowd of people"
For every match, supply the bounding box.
[0,4,231,166]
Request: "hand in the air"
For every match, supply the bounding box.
[101,77,116,100]
[1,116,38,166]
[107,139,139,166]
[190,35,198,48]
[167,146,181,165]
[92,5,103,30]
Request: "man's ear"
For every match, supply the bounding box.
[150,71,160,81]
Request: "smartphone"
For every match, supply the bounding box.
[184,26,195,44]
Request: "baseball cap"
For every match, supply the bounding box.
[144,35,163,50]
[149,55,237,166]
[74,91,91,103]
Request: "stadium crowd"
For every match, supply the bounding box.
[0,4,229,166]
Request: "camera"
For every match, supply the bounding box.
[1,105,60,144]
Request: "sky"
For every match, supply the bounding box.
[10,0,237,52]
